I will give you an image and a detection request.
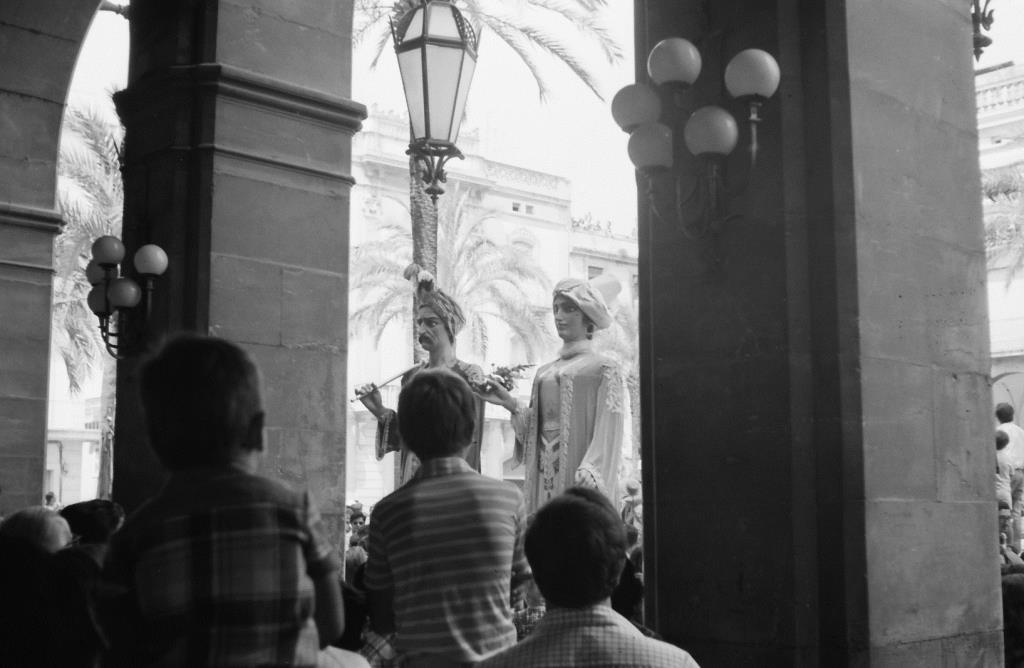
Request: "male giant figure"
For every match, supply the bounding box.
[355,273,487,484]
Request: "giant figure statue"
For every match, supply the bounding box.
[485,277,626,513]
[355,273,487,485]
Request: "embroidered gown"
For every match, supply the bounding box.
[511,341,626,513]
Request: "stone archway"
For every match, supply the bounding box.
[0,0,102,513]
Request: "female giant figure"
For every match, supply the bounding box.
[487,277,626,513]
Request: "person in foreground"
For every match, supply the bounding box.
[100,334,367,668]
[363,369,531,667]
[477,487,699,668]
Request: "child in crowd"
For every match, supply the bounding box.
[100,334,366,667]
[364,368,531,666]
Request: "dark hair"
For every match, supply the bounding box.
[998,403,1016,424]
[60,500,124,544]
[525,487,627,608]
[397,368,476,459]
[139,334,262,470]
[999,431,1011,450]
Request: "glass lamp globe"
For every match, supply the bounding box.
[107,277,142,309]
[725,49,781,99]
[85,260,106,286]
[87,285,111,316]
[647,37,702,87]
[92,236,125,266]
[627,122,673,171]
[683,106,739,156]
[611,84,662,133]
[134,244,169,276]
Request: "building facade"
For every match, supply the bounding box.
[978,61,1024,417]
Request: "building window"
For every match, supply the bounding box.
[512,201,521,212]
[588,265,603,279]
[525,204,534,215]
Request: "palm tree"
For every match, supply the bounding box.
[982,163,1024,285]
[350,183,554,362]
[53,105,123,498]
[353,0,623,280]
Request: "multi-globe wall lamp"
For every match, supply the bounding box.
[391,0,479,202]
[613,39,780,245]
[85,236,167,359]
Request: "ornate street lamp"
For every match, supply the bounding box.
[391,0,479,202]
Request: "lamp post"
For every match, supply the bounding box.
[391,0,479,203]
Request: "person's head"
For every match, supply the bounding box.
[139,334,264,471]
[999,430,1011,451]
[60,499,124,544]
[397,368,476,460]
[998,403,1016,425]
[349,511,366,530]
[552,278,613,343]
[43,492,55,505]
[416,287,465,350]
[0,507,72,553]
[625,523,639,548]
[525,487,628,608]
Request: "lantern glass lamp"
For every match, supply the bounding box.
[85,235,167,358]
[392,0,479,202]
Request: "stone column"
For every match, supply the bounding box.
[112,0,365,538]
[637,1,1000,664]
[0,2,98,513]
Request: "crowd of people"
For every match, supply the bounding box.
[0,274,699,667]
[998,402,1024,667]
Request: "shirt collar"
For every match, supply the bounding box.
[536,604,634,631]
[413,456,475,479]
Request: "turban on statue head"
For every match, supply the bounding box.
[405,264,465,343]
[552,275,618,331]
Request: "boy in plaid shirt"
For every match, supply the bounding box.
[101,335,366,667]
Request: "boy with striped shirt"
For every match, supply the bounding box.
[364,369,531,667]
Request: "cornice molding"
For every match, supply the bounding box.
[116,63,367,132]
[0,201,63,234]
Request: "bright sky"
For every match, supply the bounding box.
[68,3,1024,235]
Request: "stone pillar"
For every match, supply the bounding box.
[637,1,1000,664]
[0,2,98,513]
[112,0,365,538]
